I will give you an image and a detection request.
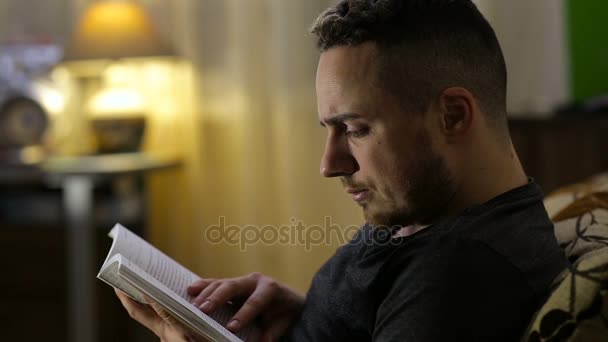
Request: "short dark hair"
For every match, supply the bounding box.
[311,0,508,130]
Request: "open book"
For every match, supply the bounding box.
[97,224,260,342]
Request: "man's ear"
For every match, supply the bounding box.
[437,87,476,137]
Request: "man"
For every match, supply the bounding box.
[117,0,568,340]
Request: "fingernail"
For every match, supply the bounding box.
[227,319,240,330]
[200,300,214,312]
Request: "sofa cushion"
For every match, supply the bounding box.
[554,202,608,265]
[523,174,608,341]
[544,172,608,220]
[524,248,608,342]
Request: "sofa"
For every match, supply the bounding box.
[523,173,608,341]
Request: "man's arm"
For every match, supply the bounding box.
[374,238,536,342]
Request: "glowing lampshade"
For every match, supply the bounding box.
[88,87,144,115]
[64,0,173,60]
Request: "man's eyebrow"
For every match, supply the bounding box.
[320,113,364,127]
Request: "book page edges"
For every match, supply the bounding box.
[99,223,125,269]
[117,257,243,342]
[97,254,147,303]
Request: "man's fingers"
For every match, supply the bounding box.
[115,289,163,337]
[192,281,222,308]
[144,294,201,341]
[148,300,181,328]
[196,275,258,313]
[188,279,214,296]
[226,281,276,332]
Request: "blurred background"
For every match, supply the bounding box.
[0,0,605,341]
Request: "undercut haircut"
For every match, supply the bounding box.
[311,0,509,133]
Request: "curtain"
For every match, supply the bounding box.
[143,0,362,293]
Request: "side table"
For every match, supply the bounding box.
[43,152,180,342]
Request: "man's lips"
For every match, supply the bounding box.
[345,188,370,202]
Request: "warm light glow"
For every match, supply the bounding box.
[142,63,171,86]
[64,0,173,60]
[33,82,66,114]
[20,145,46,164]
[88,87,144,115]
[105,63,136,84]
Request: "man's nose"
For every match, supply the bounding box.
[320,137,358,177]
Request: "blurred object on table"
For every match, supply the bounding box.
[0,96,48,147]
[0,39,65,164]
[91,116,146,154]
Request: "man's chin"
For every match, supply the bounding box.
[363,209,394,228]
[364,207,416,228]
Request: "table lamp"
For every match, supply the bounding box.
[60,0,175,155]
[64,0,173,60]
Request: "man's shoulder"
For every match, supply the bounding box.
[451,183,567,295]
[374,235,543,342]
[381,196,567,301]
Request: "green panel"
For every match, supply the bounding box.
[567,0,608,101]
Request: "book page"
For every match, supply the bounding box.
[119,257,246,342]
[101,224,199,299]
[98,224,261,341]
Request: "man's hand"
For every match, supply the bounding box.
[115,289,208,342]
[188,272,305,342]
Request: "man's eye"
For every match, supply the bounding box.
[346,128,369,138]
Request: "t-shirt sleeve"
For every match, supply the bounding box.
[373,237,537,342]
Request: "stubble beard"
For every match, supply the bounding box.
[364,130,456,229]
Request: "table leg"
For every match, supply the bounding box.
[64,176,96,342]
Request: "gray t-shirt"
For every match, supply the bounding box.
[284,180,568,341]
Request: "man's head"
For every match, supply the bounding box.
[312,0,515,227]
[312,0,507,123]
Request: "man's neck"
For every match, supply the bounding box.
[451,141,528,216]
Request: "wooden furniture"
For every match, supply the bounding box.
[509,115,608,194]
[0,153,179,342]
[43,153,179,342]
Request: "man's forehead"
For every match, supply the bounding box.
[316,42,380,113]
[317,42,378,81]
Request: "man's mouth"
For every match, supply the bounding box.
[346,188,370,202]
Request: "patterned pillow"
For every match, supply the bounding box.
[524,249,608,342]
[523,174,608,342]
[553,196,608,264]
[544,172,608,220]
